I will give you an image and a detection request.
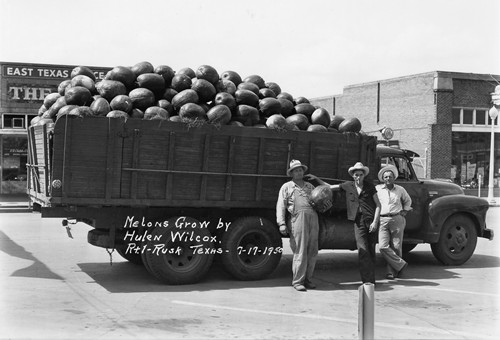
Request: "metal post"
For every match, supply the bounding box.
[358,283,374,340]
[487,106,498,205]
[478,174,482,198]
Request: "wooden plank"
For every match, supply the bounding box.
[200,134,211,201]
[255,137,265,201]
[166,132,175,200]
[130,129,141,199]
[104,119,115,200]
[224,136,236,201]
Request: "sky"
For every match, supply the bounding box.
[0,0,499,99]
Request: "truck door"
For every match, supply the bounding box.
[379,155,428,232]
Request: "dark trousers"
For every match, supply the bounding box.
[354,215,377,283]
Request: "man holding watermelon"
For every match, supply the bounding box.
[276,160,320,292]
[306,162,381,284]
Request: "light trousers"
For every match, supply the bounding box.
[378,214,407,275]
[289,209,319,286]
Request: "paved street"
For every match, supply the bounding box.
[1,208,499,339]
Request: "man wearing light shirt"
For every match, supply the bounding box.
[376,165,412,280]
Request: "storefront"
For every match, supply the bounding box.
[451,107,500,189]
[0,62,111,195]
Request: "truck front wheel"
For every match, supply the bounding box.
[430,214,477,265]
[143,217,215,285]
[220,216,283,280]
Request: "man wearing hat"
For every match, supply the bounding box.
[276,159,319,291]
[308,162,381,284]
[376,165,412,280]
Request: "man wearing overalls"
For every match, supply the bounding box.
[276,160,319,292]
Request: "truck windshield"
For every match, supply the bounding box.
[380,156,417,181]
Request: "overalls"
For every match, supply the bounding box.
[289,186,319,287]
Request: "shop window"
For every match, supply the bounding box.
[476,110,486,125]
[2,114,27,129]
[451,131,499,188]
[463,109,473,124]
[1,136,28,194]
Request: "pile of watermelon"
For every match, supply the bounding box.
[31,61,362,133]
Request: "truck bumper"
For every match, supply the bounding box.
[482,228,494,241]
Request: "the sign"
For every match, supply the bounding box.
[7,83,55,103]
[2,64,110,81]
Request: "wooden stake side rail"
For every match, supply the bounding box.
[28,116,377,208]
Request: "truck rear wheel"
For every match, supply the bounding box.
[220,216,282,280]
[143,217,215,285]
[431,214,477,265]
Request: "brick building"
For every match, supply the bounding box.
[311,71,500,188]
[0,62,111,194]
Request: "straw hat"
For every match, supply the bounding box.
[287,159,308,176]
[348,162,370,177]
[378,165,399,182]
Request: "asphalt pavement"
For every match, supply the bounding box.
[0,207,499,339]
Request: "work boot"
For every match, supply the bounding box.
[305,280,316,289]
[293,284,307,292]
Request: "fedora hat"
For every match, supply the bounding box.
[287,159,308,176]
[348,162,370,177]
[378,165,399,182]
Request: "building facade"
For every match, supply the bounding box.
[311,71,500,189]
[0,62,111,195]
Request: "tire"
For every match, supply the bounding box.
[431,214,477,265]
[402,243,418,254]
[116,244,144,265]
[220,216,283,280]
[143,216,215,285]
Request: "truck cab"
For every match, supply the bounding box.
[375,145,493,265]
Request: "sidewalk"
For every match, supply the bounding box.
[0,194,32,213]
[462,188,500,207]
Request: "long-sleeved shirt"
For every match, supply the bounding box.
[276,180,315,227]
[375,183,412,215]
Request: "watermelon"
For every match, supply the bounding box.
[338,117,362,133]
[207,105,232,125]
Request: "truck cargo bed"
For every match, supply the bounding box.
[28,116,377,208]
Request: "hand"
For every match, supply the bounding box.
[279,225,288,236]
[304,174,318,182]
[369,221,378,233]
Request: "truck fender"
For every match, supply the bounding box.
[428,195,489,236]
